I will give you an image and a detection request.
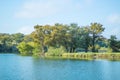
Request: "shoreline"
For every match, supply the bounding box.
[45,53,120,60]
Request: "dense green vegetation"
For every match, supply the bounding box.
[1,22,120,58]
[0,33,24,53]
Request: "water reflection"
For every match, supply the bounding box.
[0,54,120,80]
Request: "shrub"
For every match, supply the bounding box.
[98,47,112,53]
[17,42,33,55]
[46,46,66,56]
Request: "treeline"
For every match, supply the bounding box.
[0,23,120,55]
[0,33,24,53]
[17,22,120,55]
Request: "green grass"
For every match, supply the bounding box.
[45,52,120,60]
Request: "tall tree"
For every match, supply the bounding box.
[81,27,91,52]
[68,23,80,53]
[89,23,105,52]
[32,25,50,54]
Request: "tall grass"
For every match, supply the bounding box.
[45,51,120,60]
[61,53,120,60]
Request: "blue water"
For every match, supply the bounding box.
[0,54,120,80]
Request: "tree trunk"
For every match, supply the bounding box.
[85,37,89,53]
[85,47,88,53]
[70,47,72,53]
[72,47,75,53]
[92,34,95,52]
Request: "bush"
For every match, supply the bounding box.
[46,46,66,56]
[17,42,33,55]
[98,47,112,53]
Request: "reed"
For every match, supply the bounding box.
[45,52,120,60]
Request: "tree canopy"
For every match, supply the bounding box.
[0,22,120,56]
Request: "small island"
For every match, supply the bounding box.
[1,23,120,60]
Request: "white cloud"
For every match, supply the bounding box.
[14,0,85,19]
[15,1,57,18]
[107,14,120,24]
[17,26,34,34]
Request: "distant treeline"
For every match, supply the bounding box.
[0,33,24,53]
[0,23,120,55]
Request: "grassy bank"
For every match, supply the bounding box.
[45,53,120,60]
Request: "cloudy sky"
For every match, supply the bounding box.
[0,0,120,39]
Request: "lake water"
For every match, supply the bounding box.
[0,54,120,80]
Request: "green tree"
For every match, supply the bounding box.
[66,24,91,53]
[11,33,24,52]
[47,23,70,48]
[67,23,80,53]
[80,27,91,52]
[17,42,33,55]
[0,33,13,52]
[109,35,120,52]
[11,33,24,44]
[32,25,50,54]
[89,23,105,52]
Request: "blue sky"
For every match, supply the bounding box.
[0,0,120,39]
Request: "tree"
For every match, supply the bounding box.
[80,27,91,52]
[32,25,51,54]
[0,33,10,52]
[67,23,80,53]
[89,23,105,52]
[47,23,70,48]
[11,33,24,44]
[23,34,33,42]
[10,33,24,52]
[17,42,33,55]
[66,24,91,53]
[109,35,120,52]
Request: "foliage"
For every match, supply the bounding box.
[61,53,120,60]
[98,47,112,53]
[0,33,24,53]
[109,35,120,52]
[1,22,120,56]
[17,42,33,55]
[28,42,42,55]
[89,23,105,52]
[46,46,66,56]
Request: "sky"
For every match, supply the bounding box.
[0,0,120,39]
